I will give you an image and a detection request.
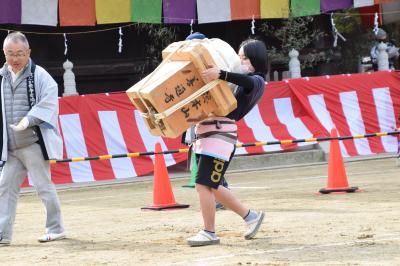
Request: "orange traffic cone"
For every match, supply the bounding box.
[141,142,190,210]
[319,128,359,194]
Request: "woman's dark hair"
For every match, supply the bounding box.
[239,39,268,75]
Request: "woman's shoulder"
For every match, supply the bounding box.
[249,72,265,86]
[249,72,265,79]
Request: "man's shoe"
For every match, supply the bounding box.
[187,230,220,247]
[244,211,265,240]
[38,232,66,243]
[0,237,11,246]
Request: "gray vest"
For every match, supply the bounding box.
[1,62,38,150]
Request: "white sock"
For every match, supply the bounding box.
[244,210,257,222]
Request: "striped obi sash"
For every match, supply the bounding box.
[193,117,237,161]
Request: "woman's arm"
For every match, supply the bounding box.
[219,70,253,88]
[201,66,255,89]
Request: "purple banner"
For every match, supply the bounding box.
[163,0,196,24]
[321,0,352,12]
[0,0,21,24]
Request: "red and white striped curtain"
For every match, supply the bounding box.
[22,71,399,186]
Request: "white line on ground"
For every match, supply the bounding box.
[230,176,325,186]
[229,186,270,189]
[244,167,400,184]
[166,234,400,266]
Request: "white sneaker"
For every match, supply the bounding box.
[0,238,11,246]
[244,211,265,240]
[38,232,66,243]
[187,230,220,247]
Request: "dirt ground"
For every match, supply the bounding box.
[1,157,400,266]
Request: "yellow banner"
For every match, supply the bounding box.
[260,0,289,18]
[96,0,131,24]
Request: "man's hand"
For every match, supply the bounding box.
[10,117,29,131]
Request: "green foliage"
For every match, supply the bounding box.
[259,16,325,68]
[134,23,179,71]
[333,11,374,73]
[333,11,361,34]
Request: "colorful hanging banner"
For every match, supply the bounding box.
[96,0,131,24]
[382,1,400,24]
[230,0,260,20]
[260,0,290,19]
[290,0,320,17]
[59,0,96,26]
[21,0,58,26]
[197,0,231,24]
[131,0,162,23]
[321,0,352,12]
[0,0,21,24]
[163,0,196,24]
[374,0,395,3]
[353,0,374,8]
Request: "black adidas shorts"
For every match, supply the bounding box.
[195,152,234,189]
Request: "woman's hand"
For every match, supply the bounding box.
[201,65,220,83]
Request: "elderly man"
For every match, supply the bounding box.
[0,31,65,246]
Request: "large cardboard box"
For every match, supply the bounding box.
[126,39,240,138]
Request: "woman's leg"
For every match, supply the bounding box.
[196,184,216,232]
[214,185,265,239]
[213,185,248,218]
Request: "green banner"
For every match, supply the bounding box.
[291,0,320,17]
[131,0,162,23]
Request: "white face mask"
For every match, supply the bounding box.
[239,64,251,74]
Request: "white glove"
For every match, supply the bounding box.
[10,117,29,131]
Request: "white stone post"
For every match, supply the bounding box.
[62,59,78,96]
[288,49,301,78]
[377,42,389,71]
[273,71,279,81]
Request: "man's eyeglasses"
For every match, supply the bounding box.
[4,52,28,59]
